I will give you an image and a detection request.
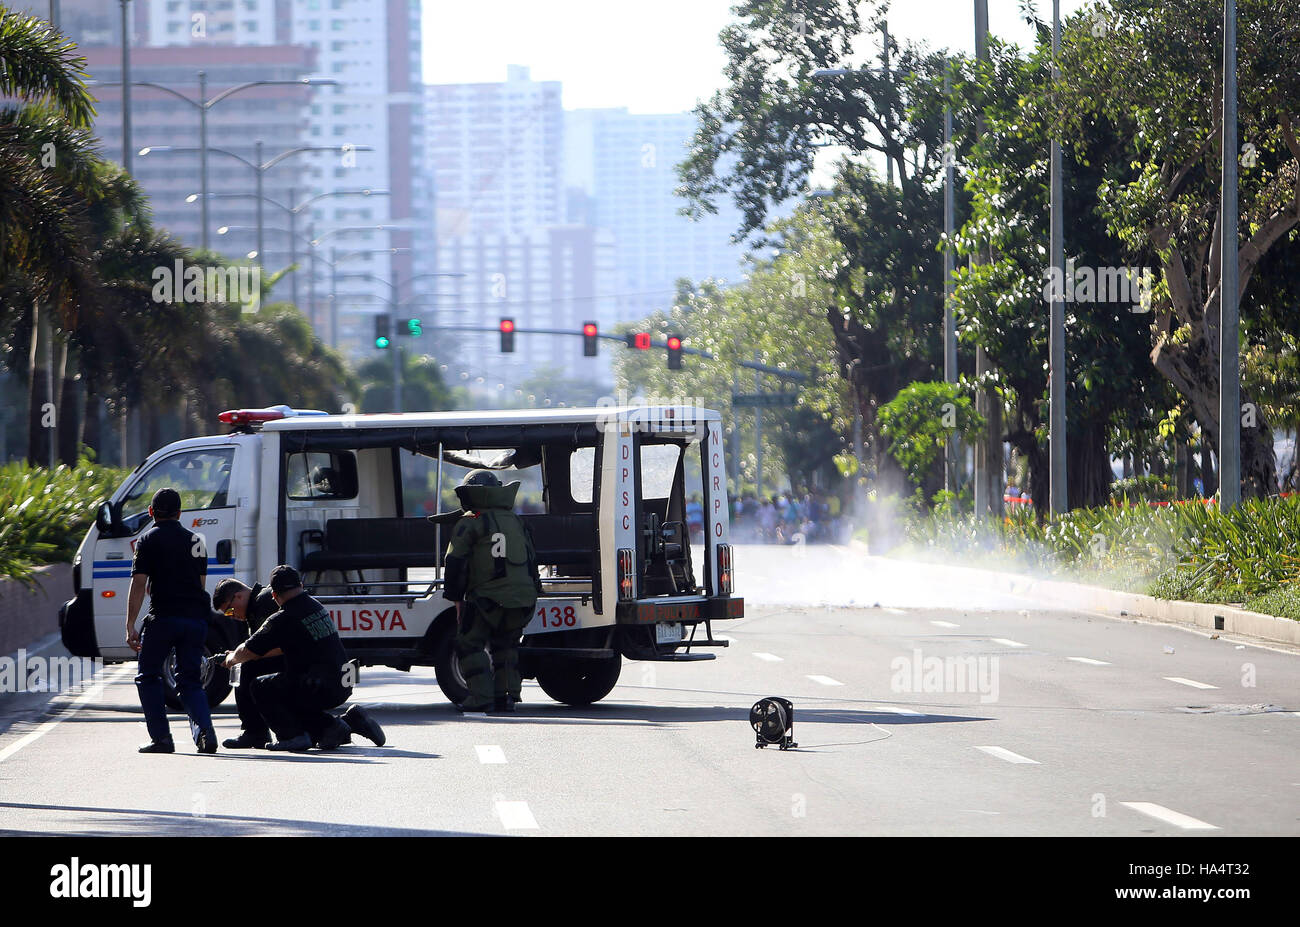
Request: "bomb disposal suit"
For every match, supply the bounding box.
[440,470,541,710]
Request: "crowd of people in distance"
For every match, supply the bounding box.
[688,491,847,544]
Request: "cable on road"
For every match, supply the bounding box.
[787,718,894,751]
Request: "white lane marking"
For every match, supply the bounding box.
[752,652,783,662]
[495,801,538,830]
[961,810,1001,815]
[0,665,130,764]
[713,634,734,642]
[874,705,926,716]
[1164,676,1219,690]
[475,745,506,764]
[1120,801,1218,831]
[806,675,844,687]
[931,620,960,629]
[1068,657,1112,666]
[882,607,907,615]
[991,638,1027,648]
[975,745,1040,765]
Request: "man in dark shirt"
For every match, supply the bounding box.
[222,566,384,752]
[212,578,280,749]
[127,487,219,754]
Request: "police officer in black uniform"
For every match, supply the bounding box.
[211,578,279,749]
[222,566,385,751]
[127,487,219,754]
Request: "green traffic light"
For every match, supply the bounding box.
[375,336,390,349]
[407,318,422,337]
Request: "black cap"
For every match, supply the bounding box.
[269,564,302,593]
[151,487,182,518]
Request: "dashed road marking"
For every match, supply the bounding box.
[1164,676,1218,690]
[874,705,926,716]
[931,620,960,629]
[476,745,506,764]
[991,638,1027,648]
[975,745,1040,765]
[713,634,734,642]
[1067,657,1112,666]
[1120,801,1218,831]
[806,675,844,687]
[882,607,907,615]
[495,801,538,830]
[752,652,783,662]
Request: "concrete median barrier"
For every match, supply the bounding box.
[0,564,71,658]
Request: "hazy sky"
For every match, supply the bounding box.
[423,0,1095,113]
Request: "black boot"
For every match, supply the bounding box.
[341,705,386,746]
[223,731,269,749]
[315,718,353,750]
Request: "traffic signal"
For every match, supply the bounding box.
[499,317,515,353]
[667,334,682,370]
[625,332,651,350]
[402,318,423,337]
[374,315,391,349]
[583,321,598,356]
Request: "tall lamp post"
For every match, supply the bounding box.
[1049,0,1068,515]
[142,142,371,257]
[1219,0,1241,511]
[188,188,389,306]
[90,74,339,248]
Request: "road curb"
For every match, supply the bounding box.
[852,542,1300,646]
[0,564,70,658]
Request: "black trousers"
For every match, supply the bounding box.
[247,670,350,741]
[234,655,284,739]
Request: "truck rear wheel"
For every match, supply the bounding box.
[535,655,621,706]
[163,628,232,710]
[433,633,472,706]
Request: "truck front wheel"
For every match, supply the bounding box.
[535,655,622,707]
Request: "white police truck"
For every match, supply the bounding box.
[60,405,742,707]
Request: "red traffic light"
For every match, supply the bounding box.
[666,336,682,350]
[634,333,651,350]
[499,318,515,334]
[583,323,597,337]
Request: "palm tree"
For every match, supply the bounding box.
[0,8,97,465]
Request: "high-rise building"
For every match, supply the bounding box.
[424,66,564,239]
[14,0,427,359]
[566,108,756,323]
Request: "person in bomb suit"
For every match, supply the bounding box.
[440,470,542,714]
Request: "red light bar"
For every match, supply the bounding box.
[218,407,288,426]
[634,332,651,350]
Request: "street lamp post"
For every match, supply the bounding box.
[188,189,390,309]
[92,74,339,248]
[1220,0,1241,510]
[1049,0,1068,516]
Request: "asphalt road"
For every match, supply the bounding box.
[0,545,1296,836]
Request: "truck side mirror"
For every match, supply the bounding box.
[96,501,118,537]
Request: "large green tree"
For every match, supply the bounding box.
[1059,0,1300,498]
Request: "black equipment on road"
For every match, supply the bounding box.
[751,697,797,750]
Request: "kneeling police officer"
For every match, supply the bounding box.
[441,470,542,713]
[222,566,385,751]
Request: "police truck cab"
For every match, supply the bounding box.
[61,405,742,708]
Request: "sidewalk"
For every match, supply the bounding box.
[856,543,1300,648]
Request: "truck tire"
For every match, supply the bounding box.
[535,655,621,707]
[162,627,232,710]
[432,628,472,706]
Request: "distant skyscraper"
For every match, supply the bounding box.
[15,0,427,359]
[424,66,564,238]
[566,108,756,324]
